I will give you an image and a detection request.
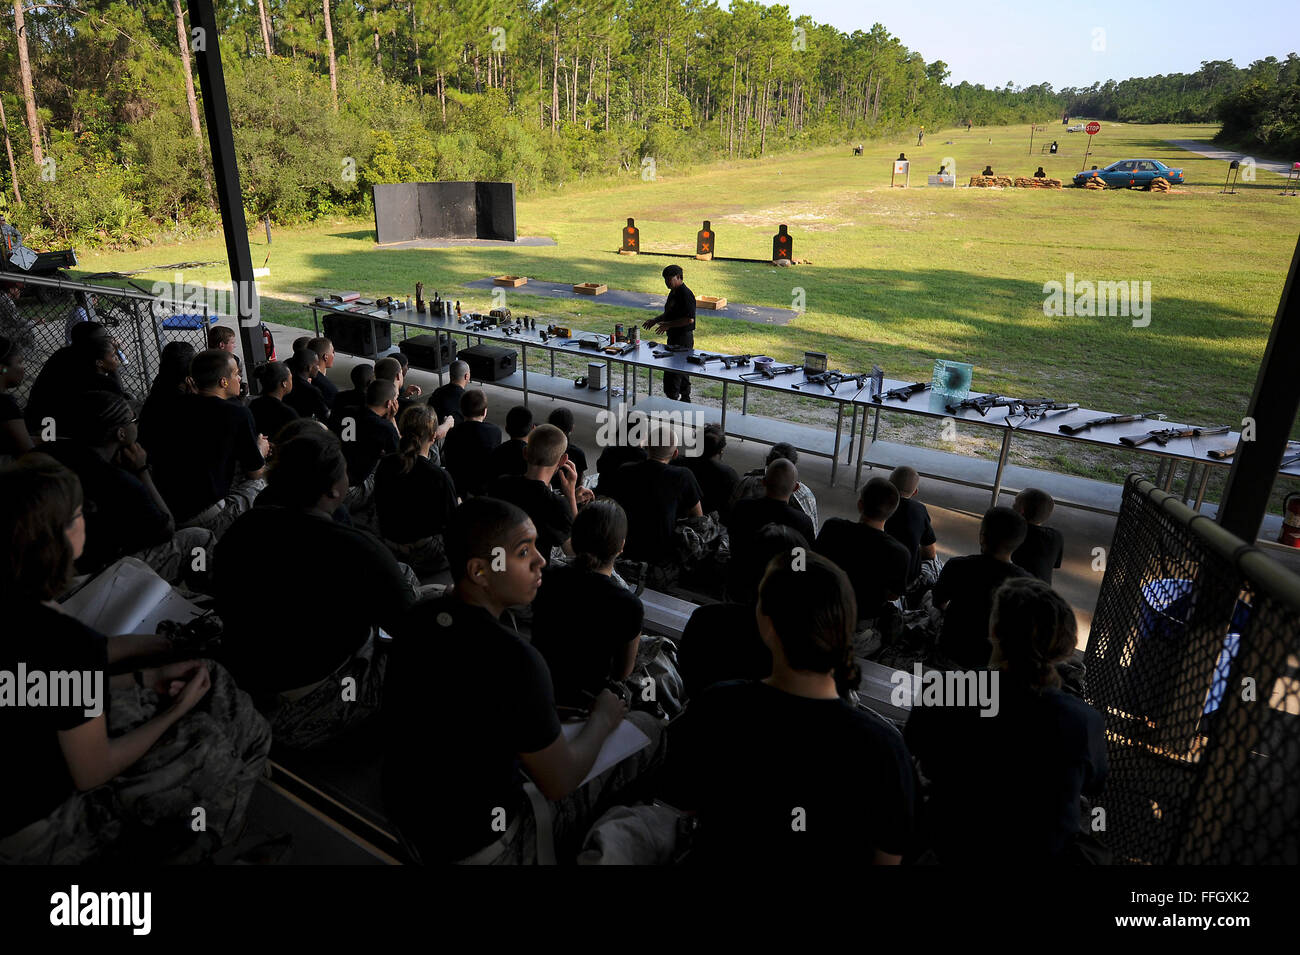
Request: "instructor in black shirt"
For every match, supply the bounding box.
[642,264,696,402]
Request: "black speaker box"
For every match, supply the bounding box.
[323,313,392,356]
[399,333,457,371]
[460,344,517,382]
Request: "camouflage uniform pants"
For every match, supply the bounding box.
[131,526,216,587]
[384,534,448,579]
[260,632,387,751]
[0,659,271,865]
[179,478,267,540]
[473,711,667,865]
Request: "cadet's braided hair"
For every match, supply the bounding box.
[990,577,1077,690]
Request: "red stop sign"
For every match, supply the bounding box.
[1085,122,1101,135]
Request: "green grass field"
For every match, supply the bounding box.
[71,121,1300,499]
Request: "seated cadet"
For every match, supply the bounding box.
[137,341,195,449]
[730,443,819,528]
[884,466,939,589]
[282,347,330,421]
[933,506,1031,669]
[1011,488,1065,585]
[374,404,457,575]
[0,455,271,864]
[605,426,702,566]
[485,423,587,560]
[677,523,806,697]
[531,500,643,709]
[328,362,374,431]
[682,423,739,522]
[815,477,911,629]
[429,360,470,424]
[0,335,33,459]
[339,378,400,505]
[662,551,915,864]
[207,325,247,399]
[726,459,815,553]
[248,361,299,443]
[306,336,339,409]
[24,322,113,434]
[40,391,213,585]
[546,407,588,485]
[214,427,413,749]
[254,417,352,526]
[441,388,502,497]
[594,430,647,498]
[905,577,1106,863]
[374,356,420,413]
[486,405,533,482]
[383,497,663,864]
[143,349,268,538]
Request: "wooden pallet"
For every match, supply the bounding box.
[573,282,607,295]
[698,295,727,309]
[493,275,527,287]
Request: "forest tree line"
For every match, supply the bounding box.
[0,0,1294,249]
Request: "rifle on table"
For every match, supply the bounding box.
[1209,440,1300,466]
[1010,399,1080,421]
[793,370,874,395]
[1119,425,1230,448]
[1059,412,1165,436]
[740,362,799,381]
[946,394,1020,417]
[687,351,751,368]
[873,381,930,403]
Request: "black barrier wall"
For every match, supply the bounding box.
[1084,475,1300,864]
[373,182,517,244]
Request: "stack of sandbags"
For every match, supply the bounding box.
[1083,177,1106,190]
[1149,177,1172,193]
[1014,177,1063,189]
[969,175,1014,188]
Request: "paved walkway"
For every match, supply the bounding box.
[1165,140,1294,175]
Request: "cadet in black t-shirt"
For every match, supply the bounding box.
[283,348,330,421]
[0,335,33,457]
[934,507,1032,668]
[328,363,374,433]
[429,360,470,424]
[442,388,503,497]
[339,379,400,487]
[374,405,458,546]
[485,423,586,559]
[663,551,915,864]
[382,497,629,864]
[884,466,938,585]
[606,437,702,564]
[726,459,814,554]
[814,477,910,624]
[249,361,300,443]
[546,407,589,488]
[642,265,696,402]
[307,337,339,409]
[1012,488,1065,584]
[532,501,643,707]
[594,441,647,498]
[145,351,267,526]
[906,577,1105,863]
[486,405,532,482]
[682,423,739,521]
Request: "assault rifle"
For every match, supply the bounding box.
[873,381,930,403]
[793,370,874,395]
[1119,425,1230,448]
[687,352,752,368]
[1208,440,1300,466]
[1059,413,1165,436]
[740,362,799,381]
[1010,399,1080,421]
[946,394,1020,417]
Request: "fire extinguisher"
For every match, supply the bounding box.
[1280,493,1300,547]
[261,323,277,362]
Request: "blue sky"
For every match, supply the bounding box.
[775,0,1293,89]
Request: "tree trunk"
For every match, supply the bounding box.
[12,0,42,167]
[373,14,382,80]
[323,0,338,110]
[604,43,610,131]
[0,93,22,206]
[551,25,560,132]
[171,0,214,203]
[256,0,273,57]
[728,55,737,157]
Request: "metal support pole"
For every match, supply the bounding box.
[855,406,871,490]
[989,425,1013,508]
[187,0,266,385]
[721,381,728,432]
[830,402,843,486]
[1218,233,1300,540]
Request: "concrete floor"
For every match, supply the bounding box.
[250,318,1300,650]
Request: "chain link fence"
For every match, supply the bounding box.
[1085,474,1300,864]
[1,274,216,404]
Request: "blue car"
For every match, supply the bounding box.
[1073,159,1185,188]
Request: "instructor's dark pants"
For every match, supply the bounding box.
[664,329,693,402]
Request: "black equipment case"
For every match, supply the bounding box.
[323,313,392,356]
[399,333,457,371]
[460,343,517,382]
